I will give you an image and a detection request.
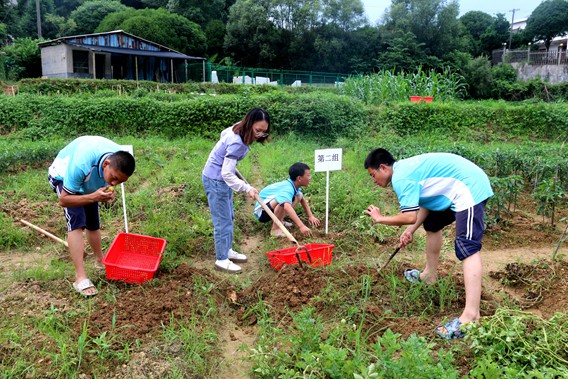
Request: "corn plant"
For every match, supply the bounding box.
[342,67,466,105]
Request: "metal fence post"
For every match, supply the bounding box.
[527,43,531,64]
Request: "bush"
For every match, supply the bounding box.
[1,38,42,80]
[461,56,493,99]
[0,92,368,142]
[17,78,340,96]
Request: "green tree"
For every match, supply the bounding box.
[1,0,16,39]
[346,25,382,73]
[313,25,351,72]
[2,37,41,79]
[204,19,226,58]
[167,0,227,26]
[97,8,206,55]
[140,0,169,8]
[321,0,366,31]
[14,0,57,39]
[44,13,77,38]
[225,0,367,70]
[375,31,431,71]
[70,0,130,35]
[479,13,510,54]
[53,0,82,17]
[459,11,494,56]
[224,0,278,67]
[525,0,568,50]
[378,0,463,70]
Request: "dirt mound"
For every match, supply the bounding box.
[88,264,215,341]
[235,264,328,324]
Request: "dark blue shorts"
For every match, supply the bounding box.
[258,202,276,223]
[48,175,100,232]
[423,200,487,261]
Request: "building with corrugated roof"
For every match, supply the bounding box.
[38,30,205,82]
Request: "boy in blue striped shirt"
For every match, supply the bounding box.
[254,162,320,237]
[364,148,493,339]
[48,136,135,296]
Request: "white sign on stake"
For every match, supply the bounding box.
[120,145,134,233]
[314,148,342,234]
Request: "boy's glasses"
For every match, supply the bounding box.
[369,169,378,178]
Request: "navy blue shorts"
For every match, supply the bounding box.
[423,200,487,261]
[48,175,100,232]
[257,202,276,223]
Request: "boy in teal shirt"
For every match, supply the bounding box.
[364,149,493,339]
[254,162,320,237]
[48,136,135,296]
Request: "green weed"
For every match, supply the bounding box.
[468,308,568,373]
[161,307,219,377]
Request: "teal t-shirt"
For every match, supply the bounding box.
[48,136,121,195]
[392,153,493,213]
[254,178,303,219]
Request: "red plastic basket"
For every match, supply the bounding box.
[265,243,334,271]
[102,232,167,284]
[410,96,434,103]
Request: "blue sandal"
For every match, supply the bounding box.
[436,317,466,339]
[403,268,422,284]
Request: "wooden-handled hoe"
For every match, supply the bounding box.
[235,169,311,268]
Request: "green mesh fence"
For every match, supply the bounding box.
[186,62,348,87]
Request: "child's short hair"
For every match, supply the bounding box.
[109,151,136,176]
[289,162,310,181]
[364,148,396,169]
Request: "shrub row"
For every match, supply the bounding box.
[1,92,567,143]
[373,101,568,141]
[16,78,339,96]
[0,92,367,142]
[492,78,568,102]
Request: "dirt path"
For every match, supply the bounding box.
[215,234,263,379]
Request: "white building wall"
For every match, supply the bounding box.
[41,44,73,78]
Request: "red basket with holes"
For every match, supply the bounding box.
[265,243,334,271]
[102,232,167,284]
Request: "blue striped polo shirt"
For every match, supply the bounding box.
[392,153,493,213]
[253,178,303,218]
[48,136,121,195]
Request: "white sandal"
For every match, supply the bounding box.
[73,278,98,297]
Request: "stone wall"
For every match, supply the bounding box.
[513,63,568,83]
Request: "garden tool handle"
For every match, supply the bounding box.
[234,168,299,246]
[254,193,299,246]
[20,219,69,248]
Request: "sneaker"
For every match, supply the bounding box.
[228,249,247,263]
[214,259,242,274]
[283,221,293,228]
